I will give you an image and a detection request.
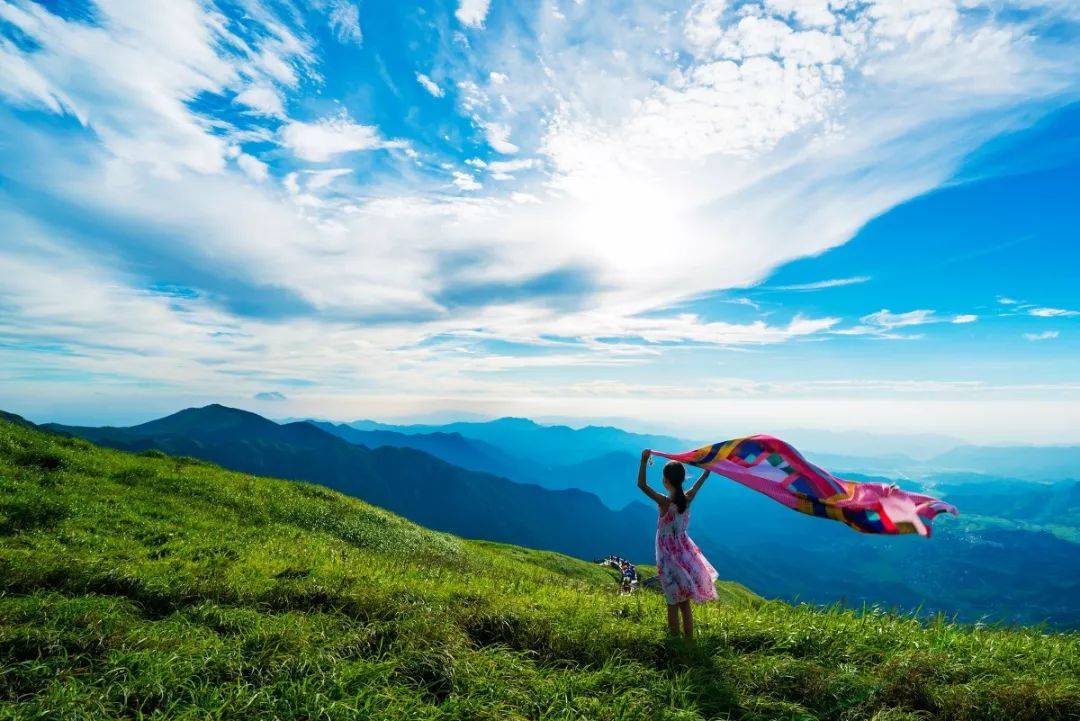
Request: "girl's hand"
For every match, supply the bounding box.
[640,449,651,462]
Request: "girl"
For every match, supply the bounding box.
[637,449,718,638]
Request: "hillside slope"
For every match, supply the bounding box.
[2,418,1078,720]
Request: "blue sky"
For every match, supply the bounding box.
[1,0,1078,441]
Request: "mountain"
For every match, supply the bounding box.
[0,410,34,428]
[343,416,693,465]
[42,405,670,564]
[315,420,682,510]
[315,424,646,511]
[310,420,524,479]
[532,451,647,509]
[2,414,1076,721]
[773,427,965,460]
[928,443,1080,481]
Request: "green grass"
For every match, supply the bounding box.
[1,419,1078,720]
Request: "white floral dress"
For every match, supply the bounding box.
[655,504,718,605]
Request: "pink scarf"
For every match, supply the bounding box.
[651,435,957,537]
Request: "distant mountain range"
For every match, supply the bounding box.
[925,444,1080,482]
[770,428,966,460]
[341,416,692,465]
[312,421,649,510]
[335,416,1080,480]
[33,404,1080,626]
[308,421,526,481]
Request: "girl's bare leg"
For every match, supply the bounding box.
[679,600,693,639]
[666,604,680,634]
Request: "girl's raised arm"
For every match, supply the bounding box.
[686,469,711,504]
[636,450,669,507]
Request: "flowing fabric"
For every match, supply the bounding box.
[655,505,718,605]
[651,435,958,537]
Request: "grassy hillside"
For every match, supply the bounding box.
[1,419,1078,720]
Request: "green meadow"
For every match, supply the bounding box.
[1,417,1077,720]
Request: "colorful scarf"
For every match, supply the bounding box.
[650,435,957,537]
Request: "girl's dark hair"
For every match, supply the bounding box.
[663,461,688,513]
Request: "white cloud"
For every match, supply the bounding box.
[489,71,508,84]
[236,153,269,181]
[837,309,947,338]
[773,276,871,291]
[456,79,487,112]
[328,1,363,45]
[486,158,536,180]
[1029,307,1078,317]
[764,0,836,29]
[487,158,535,173]
[684,0,728,52]
[952,314,978,324]
[452,171,482,191]
[483,122,519,153]
[456,0,492,28]
[283,172,300,195]
[438,0,1078,318]
[304,167,352,190]
[860,309,937,329]
[1024,331,1060,341]
[0,0,314,177]
[416,72,445,97]
[997,296,1019,305]
[234,84,286,117]
[0,36,75,115]
[281,115,397,161]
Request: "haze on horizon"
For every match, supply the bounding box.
[1,0,1078,443]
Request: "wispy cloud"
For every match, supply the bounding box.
[1029,307,1079,317]
[415,72,444,98]
[281,114,403,162]
[772,276,872,291]
[0,0,315,176]
[952,314,978,324]
[482,122,518,154]
[559,377,1080,399]
[837,309,938,338]
[1024,331,1060,341]
[327,1,362,46]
